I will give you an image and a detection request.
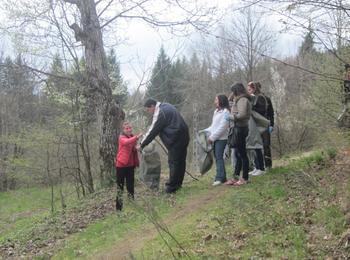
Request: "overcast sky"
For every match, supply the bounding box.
[0,0,303,92]
[115,2,303,92]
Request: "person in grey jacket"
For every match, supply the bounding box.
[225,83,252,186]
[204,94,230,186]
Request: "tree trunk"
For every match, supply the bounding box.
[46,145,55,214]
[80,126,94,193]
[64,0,120,186]
[73,127,86,197]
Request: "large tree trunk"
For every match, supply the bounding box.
[64,0,119,186]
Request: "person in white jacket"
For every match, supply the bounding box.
[204,94,230,186]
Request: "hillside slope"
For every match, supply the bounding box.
[1,149,349,259]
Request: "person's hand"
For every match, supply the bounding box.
[137,132,143,139]
[268,126,273,133]
[208,138,213,144]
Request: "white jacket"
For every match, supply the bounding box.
[204,108,230,141]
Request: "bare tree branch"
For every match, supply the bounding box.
[100,0,151,29]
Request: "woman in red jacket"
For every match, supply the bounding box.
[115,122,142,211]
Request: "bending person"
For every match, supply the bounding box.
[140,98,190,194]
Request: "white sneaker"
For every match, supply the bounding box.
[212,181,222,186]
[252,169,265,176]
[249,168,258,175]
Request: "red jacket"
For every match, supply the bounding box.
[115,134,139,168]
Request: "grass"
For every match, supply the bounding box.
[53,210,148,259]
[1,147,349,259]
[53,174,217,259]
[131,149,349,259]
[0,185,77,244]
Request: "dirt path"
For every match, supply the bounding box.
[96,185,231,260]
[96,150,329,259]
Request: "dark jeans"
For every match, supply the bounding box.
[214,139,227,182]
[166,135,189,194]
[254,149,265,171]
[262,130,272,168]
[116,167,135,211]
[234,126,249,181]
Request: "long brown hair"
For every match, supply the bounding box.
[216,94,230,110]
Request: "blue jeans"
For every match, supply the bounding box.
[214,139,227,182]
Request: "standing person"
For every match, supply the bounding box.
[247,81,266,176]
[228,93,237,173]
[255,82,274,169]
[140,98,190,194]
[115,122,142,211]
[204,94,230,186]
[225,83,252,186]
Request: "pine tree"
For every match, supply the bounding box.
[107,49,128,105]
[167,58,186,108]
[299,21,316,57]
[146,46,172,102]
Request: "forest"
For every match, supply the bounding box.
[0,0,349,258]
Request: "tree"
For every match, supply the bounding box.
[107,49,128,105]
[1,0,218,188]
[146,46,172,102]
[299,21,316,57]
[227,6,275,82]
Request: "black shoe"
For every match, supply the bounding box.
[116,199,123,211]
[165,186,181,194]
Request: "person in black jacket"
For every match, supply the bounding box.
[140,98,190,193]
[247,81,266,175]
[255,82,274,169]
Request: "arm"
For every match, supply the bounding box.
[234,98,250,121]
[209,110,230,141]
[140,111,166,149]
[119,135,139,146]
[203,111,216,133]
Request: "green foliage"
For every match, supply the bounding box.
[325,147,337,159]
[299,22,316,57]
[146,46,171,102]
[107,49,128,105]
[146,47,187,108]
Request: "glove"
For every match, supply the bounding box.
[268,126,273,133]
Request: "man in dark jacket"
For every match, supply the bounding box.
[140,98,190,193]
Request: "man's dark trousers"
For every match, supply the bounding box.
[165,135,189,193]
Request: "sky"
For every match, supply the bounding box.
[114,1,303,92]
[0,0,303,92]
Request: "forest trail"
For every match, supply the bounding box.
[96,183,231,260]
[96,150,329,259]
